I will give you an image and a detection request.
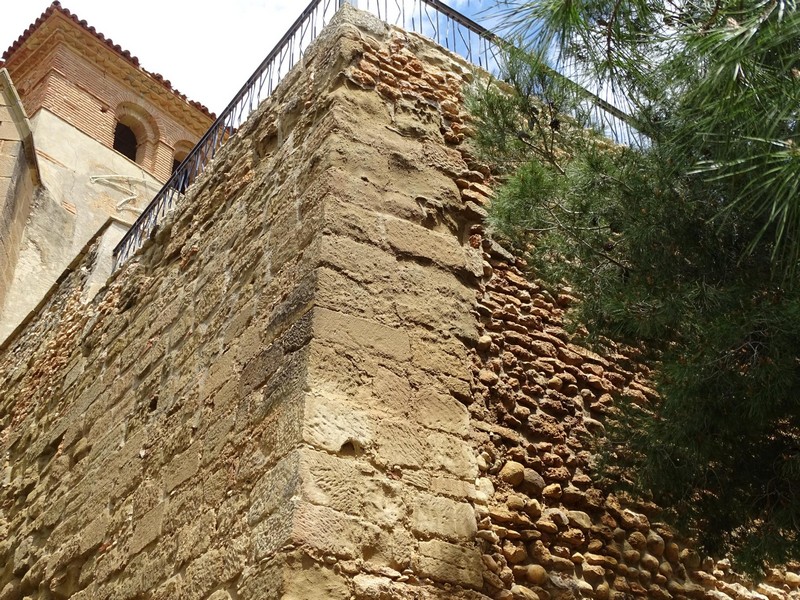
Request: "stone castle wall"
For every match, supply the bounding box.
[1,6,799,600]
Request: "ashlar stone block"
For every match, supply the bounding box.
[312,306,411,363]
[416,539,484,589]
[129,502,165,557]
[302,391,372,454]
[411,492,478,541]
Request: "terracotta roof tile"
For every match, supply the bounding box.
[0,1,215,119]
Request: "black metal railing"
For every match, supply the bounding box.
[112,0,346,269]
[112,0,640,270]
[354,0,641,142]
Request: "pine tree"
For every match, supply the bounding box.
[470,0,800,571]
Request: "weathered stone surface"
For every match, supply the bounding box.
[1,6,796,600]
[416,539,483,589]
[412,493,477,541]
[0,9,488,599]
[129,502,165,557]
[499,461,526,486]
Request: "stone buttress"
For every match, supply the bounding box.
[0,7,491,600]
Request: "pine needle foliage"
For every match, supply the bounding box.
[469,0,800,571]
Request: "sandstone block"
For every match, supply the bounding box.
[412,389,471,437]
[416,539,483,589]
[372,418,428,469]
[129,502,165,556]
[300,449,405,528]
[184,539,247,599]
[293,502,383,562]
[239,341,284,398]
[425,430,477,480]
[302,391,372,455]
[249,451,301,526]
[164,443,200,493]
[281,561,351,600]
[313,307,411,362]
[258,390,306,467]
[411,493,477,541]
[252,500,297,561]
[176,509,215,564]
[385,216,467,273]
[202,411,235,467]
[79,512,109,555]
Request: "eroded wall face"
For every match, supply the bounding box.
[0,17,329,600]
[2,6,799,600]
[0,9,489,600]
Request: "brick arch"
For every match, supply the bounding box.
[172,139,194,162]
[114,102,160,169]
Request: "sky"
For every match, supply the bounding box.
[0,0,494,117]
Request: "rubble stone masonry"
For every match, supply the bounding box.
[0,6,798,600]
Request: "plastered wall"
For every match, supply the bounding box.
[0,70,37,337]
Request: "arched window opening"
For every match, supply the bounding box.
[113,122,138,162]
[113,103,159,169]
[172,141,192,174]
[172,149,189,175]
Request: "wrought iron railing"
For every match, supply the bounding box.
[112,0,346,269]
[112,0,640,270]
[353,0,641,143]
